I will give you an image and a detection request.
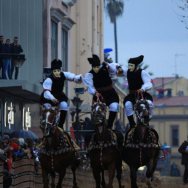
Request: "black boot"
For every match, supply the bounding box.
[127,115,136,128]
[107,112,117,129]
[58,110,67,129]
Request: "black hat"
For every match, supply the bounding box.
[51,59,62,70]
[128,55,144,66]
[88,55,100,67]
[92,54,101,65]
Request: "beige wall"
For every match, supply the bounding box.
[151,105,188,175]
[43,0,104,127]
[153,77,188,97]
[68,0,104,113]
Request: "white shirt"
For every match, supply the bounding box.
[43,72,82,100]
[82,62,121,95]
[121,67,153,91]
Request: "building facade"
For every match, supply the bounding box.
[0,0,104,136]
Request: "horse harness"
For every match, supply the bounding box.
[89,101,118,167]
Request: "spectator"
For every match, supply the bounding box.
[11,36,23,79]
[178,137,188,184]
[2,135,13,188]
[0,35,4,78]
[2,39,12,79]
[170,162,180,177]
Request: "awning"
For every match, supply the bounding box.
[0,80,42,103]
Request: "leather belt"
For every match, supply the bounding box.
[96,85,113,92]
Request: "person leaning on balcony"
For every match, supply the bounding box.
[178,137,188,184]
[2,38,12,79]
[119,55,154,128]
[82,54,122,129]
[0,35,5,78]
[11,36,23,80]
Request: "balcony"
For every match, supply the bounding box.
[62,0,77,7]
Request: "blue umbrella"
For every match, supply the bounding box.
[11,130,39,141]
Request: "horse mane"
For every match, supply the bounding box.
[40,108,74,154]
[125,96,159,147]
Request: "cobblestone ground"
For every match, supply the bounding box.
[68,169,186,188]
[45,164,186,188]
[20,160,188,188]
[2,159,186,188]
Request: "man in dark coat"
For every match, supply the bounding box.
[178,138,188,184]
[0,35,4,78]
[11,36,23,79]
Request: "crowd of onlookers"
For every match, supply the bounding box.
[0,134,40,188]
[0,35,24,80]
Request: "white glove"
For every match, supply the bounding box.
[74,74,82,83]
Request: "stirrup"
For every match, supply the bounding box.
[57,126,64,132]
[72,141,80,151]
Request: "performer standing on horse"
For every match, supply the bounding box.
[83,54,122,129]
[121,55,154,128]
[40,59,82,129]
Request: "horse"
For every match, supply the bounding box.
[39,107,80,188]
[122,94,160,188]
[88,100,123,188]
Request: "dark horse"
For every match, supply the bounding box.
[122,93,160,188]
[39,107,79,188]
[88,101,123,188]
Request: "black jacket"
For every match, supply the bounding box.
[178,141,188,165]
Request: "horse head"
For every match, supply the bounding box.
[91,101,107,134]
[133,98,150,142]
[134,98,150,125]
[40,107,59,137]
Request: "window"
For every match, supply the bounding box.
[61,28,68,71]
[51,20,58,60]
[171,125,179,147]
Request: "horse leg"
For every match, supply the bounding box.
[92,168,101,188]
[56,169,66,188]
[42,170,49,188]
[116,157,123,188]
[50,172,56,188]
[101,170,105,188]
[107,163,116,188]
[129,166,138,188]
[145,158,158,188]
[71,160,80,188]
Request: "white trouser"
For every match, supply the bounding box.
[43,101,69,111]
[109,102,119,112]
[124,100,154,116]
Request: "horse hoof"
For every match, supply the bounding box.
[72,185,79,188]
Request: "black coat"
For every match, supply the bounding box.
[178,141,188,165]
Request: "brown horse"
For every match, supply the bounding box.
[122,97,160,188]
[39,107,79,188]
[88,101,123,188]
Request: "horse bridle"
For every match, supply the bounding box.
[41,106,59,136]
[91,100,107,126]
[134,92,150,125]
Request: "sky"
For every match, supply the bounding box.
[104,0,188,78]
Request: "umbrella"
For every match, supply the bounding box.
[10,130,39,141]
